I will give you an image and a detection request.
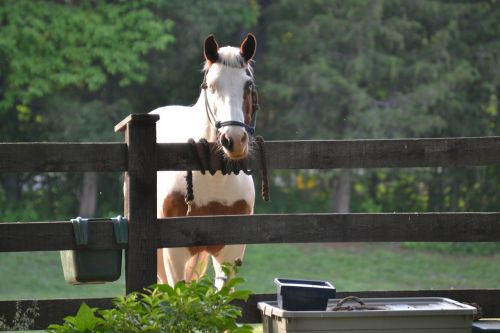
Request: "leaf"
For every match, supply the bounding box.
[72,303,100,332]
[228,290,251,302]
[224,277,245,289]
[232,324,254,333]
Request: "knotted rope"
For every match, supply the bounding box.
[185,137,270,212]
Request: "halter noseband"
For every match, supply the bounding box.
[202,78,259,136]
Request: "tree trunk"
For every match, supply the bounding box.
[428,167,444,211]
[331,170,352,213]
[0,174,22,203]
[79,172,98,217]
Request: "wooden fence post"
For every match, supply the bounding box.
[115,114,159,293]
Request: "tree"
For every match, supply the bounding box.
[0,0,259,221]
[256,0,499,213]
[0,0,174,140]
[0,0,174,219]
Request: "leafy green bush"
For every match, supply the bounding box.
[47,264,252,333]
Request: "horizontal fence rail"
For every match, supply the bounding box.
[157,212,500,247]
[2,213,499,252]
[0,143,127,172]
[1,136,499,173]
[0,221,125,252]
[157,136,500,170]
[2,289,500,329]
[0,298,114,330]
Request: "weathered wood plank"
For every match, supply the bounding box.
[0,221,125,252]
[123,116,159,293]
[114,113,159,132]
[157,212,500,247]
[2,213,499,252]
[1,137,498,173]
[156,137,500,170]
[1,289,498,329]
[0,297,114,330]
[2,213,497,252]
[0,143,127,172]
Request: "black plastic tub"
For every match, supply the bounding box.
[274,278,336,311]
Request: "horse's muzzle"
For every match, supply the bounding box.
[220,130,249,160]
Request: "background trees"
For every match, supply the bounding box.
[0,0,499,252]
[254,0,499,219]
[0,0,258,219]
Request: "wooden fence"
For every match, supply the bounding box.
[0,113,499,329]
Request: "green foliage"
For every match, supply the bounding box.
[255,170,331,214]
[254,1,500,246]
[259,0,499,141]
[0,0,259,222]
[0,0,173,112]
[47,264,252,333]
[133,1,259,106]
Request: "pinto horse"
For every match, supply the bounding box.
[151,34,257,288]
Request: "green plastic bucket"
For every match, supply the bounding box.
[60,216,128,284]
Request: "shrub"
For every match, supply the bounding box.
[47,263,252,333]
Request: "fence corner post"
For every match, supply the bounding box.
[115,113,159,293]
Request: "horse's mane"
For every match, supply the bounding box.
[203,46,254,77]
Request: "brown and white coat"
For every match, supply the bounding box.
[150,34,257,288]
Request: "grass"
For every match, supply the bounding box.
[1,243,498,332]
[240,243,500,292]
[0,252,125,300]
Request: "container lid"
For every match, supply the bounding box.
[275,278,335,289]
[258,297,477,319]
[275,278,336,298]
[473,320,500,332]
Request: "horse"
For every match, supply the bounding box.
[151,34,258,289]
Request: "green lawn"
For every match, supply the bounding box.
[240,243,500,292]
[1,243,498,332]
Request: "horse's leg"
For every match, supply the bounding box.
[184,251,210,281]
[211,244,246,290]
[157,249,169,284]
[161,247,192,286]
[157,183,190,285]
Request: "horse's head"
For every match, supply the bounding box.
[202,34,257,161]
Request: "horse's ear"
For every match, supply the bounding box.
[204,35,219,64]
[240,33,256,63]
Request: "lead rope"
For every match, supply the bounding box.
[184,137,270,214]
[254,136,270,202]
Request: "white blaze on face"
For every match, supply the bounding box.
[205,52,252,160]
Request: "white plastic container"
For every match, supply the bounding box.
[258,297,476,333]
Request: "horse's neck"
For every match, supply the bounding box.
[154,93,216,144]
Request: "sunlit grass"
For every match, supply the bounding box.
[240,243,500,293]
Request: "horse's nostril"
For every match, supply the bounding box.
[241,132,248,144]
[221,134,234,151]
